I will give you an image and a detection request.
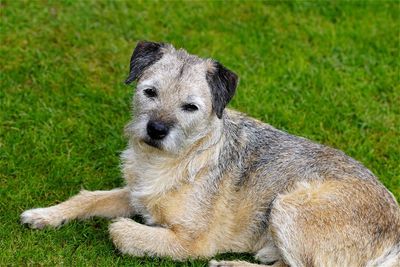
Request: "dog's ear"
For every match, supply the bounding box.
[125,41,165,84]
[206,61,238,119]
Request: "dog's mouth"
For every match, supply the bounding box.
[143,139,162,149]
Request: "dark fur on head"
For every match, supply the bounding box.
[125,41,165,84]
[125,41,238,119]
[206,61,238,119]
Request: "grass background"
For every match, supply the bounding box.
[1,0,399,266]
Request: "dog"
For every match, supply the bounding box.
[21,41,400,267]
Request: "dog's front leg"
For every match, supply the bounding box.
[21,187,134,229]
[109,218,188,259]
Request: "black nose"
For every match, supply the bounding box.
[147,121,169,140]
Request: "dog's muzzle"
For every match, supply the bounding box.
[147,120,170,140]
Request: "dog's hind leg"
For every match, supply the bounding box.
[21,187,134,229]
[268,179,400,267]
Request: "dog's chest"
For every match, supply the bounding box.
[130,182,192,226]
[122,149,194,226]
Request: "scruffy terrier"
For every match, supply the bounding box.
[21,41,400,266]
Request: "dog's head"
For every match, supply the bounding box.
[125,41,238,154]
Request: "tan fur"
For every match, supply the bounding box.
[21,42,400,267]
[21,188,133,228]
[269,179,400,266]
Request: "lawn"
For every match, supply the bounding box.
[1,0,399,266]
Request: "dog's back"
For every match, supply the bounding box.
[214,109,400,266]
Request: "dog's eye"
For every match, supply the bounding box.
[182,103,199,112]
[144,88,157,98]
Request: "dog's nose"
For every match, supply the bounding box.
[147,121,169,140]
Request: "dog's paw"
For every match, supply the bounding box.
[209,260,235,267]
[20,207,65,229]
[254,244,281,264]
[209,260,270,267]
[109,217,134,235]
[109,218,144,256]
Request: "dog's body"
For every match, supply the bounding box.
[21,42,400,267]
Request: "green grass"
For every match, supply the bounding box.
[1,0,399,265]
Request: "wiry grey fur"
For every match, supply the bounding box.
[21,41,400,267]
